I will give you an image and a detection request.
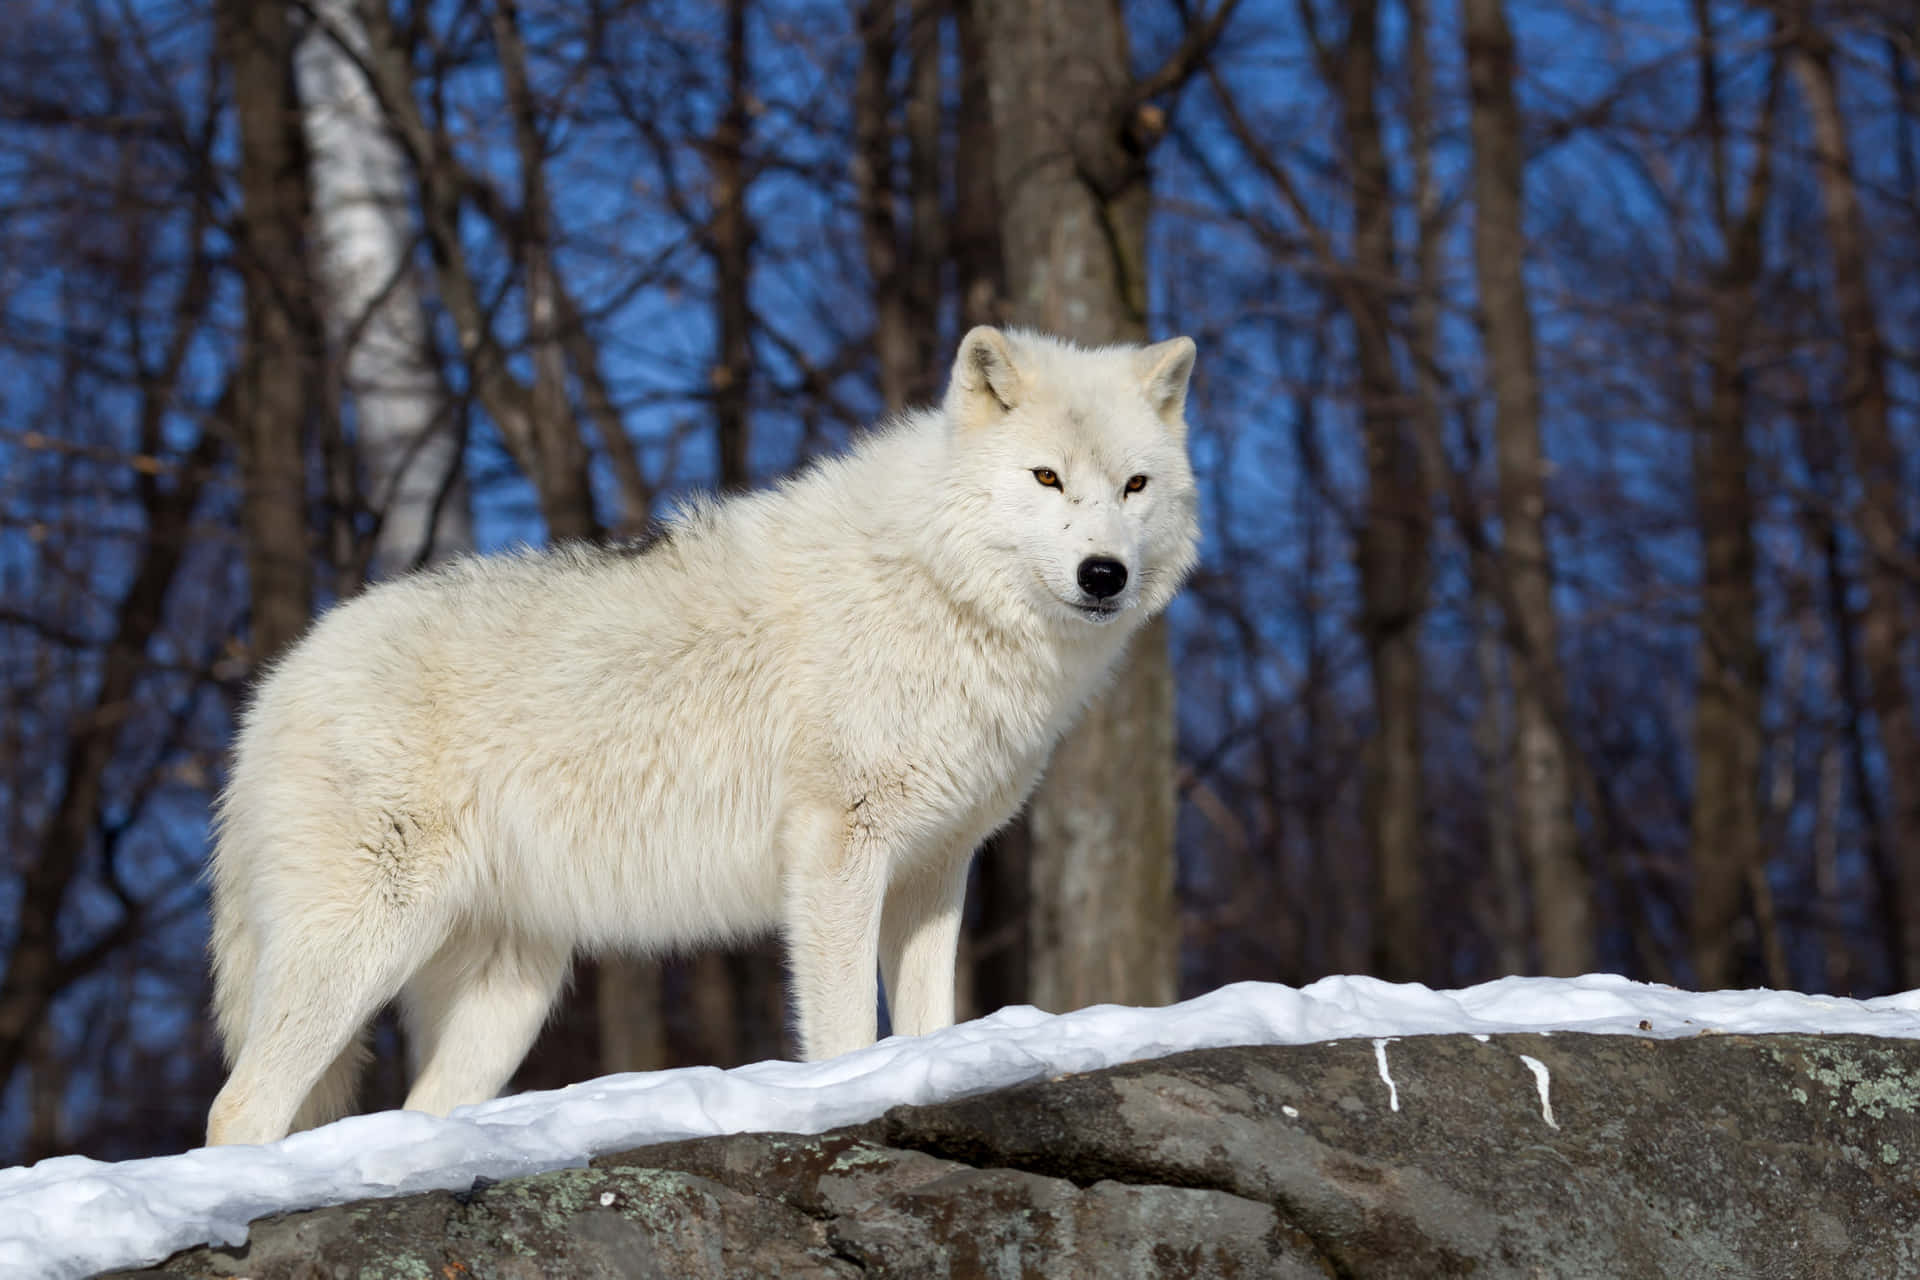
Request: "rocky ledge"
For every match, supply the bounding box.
[106,1033,1920,1278]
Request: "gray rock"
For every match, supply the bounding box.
[105,1034,1920,1279]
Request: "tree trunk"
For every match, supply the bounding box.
[681,953,742,1067]
[367,0,640,1081]
[597,957,667,1075]
[1462,0,1591,975]
[1806,430,1903,984]
[951,0,1004,333]
[297,0,468,580]
[352,0,596,544]
[223,0,319,664]
[1338,0,1429,982]
[1688,19,1775,990]
[951,0,1024,1020]
[855,0,946,415]
[902,0,944,399]
[25,1021,63,1164]
[491,0,597,542]
[854,0,914,413]
[1288,372,1337,976]
[711,0,754,487]
[975,0,1178,1012]
[1473,585,1528,974]
[1814,729,1849,992]
[1688,313,1764,990]
[732,942,791,1061]
[1790,20,1920,988]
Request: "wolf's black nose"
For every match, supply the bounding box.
[1077,557,1128,600]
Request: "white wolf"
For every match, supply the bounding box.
[205,326,1200,1146]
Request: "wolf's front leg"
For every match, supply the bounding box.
[781,805,888,1060]
[879,850,971,1038]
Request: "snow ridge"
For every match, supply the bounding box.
[6,973,1919,1280]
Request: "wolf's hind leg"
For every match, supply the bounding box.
[288,1028,372,1134]
[205,900,441,1146]
[399,933,569,1116]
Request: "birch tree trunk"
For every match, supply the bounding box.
[975,0,1177,1012]
[349,0,662,1074]
[351,0,597,545]
[1463,0,1591,974]
[297,0,468,579]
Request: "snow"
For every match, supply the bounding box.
[1371,1037,1400,1111]
[7,972,1920,1279]
[1517,1053,1560,1129]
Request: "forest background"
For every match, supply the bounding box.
[4,0,1918,1165]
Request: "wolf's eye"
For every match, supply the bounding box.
[1124,474,1149,495]
[1032,468,1062,489]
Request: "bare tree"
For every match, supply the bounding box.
[0,425,222,1096]
[711,0,755,485]
[1193,0,1432,979]
[854,0,944,414]
[1336,0,1430,981]
[972,0,1235,1012]
[222,0,321,664]
[345,0,597,543]
[322,0,677,1084]
[946,0,1026,1023]
[1789,10,1920,987]
[1463,0,1589,974]
[950,0,1003,333]
[1688,12,1779,990]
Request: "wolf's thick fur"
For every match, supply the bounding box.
[205,327,1200,1145]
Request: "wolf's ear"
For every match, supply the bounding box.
[1137,336,1197,426]
[951,326,1024,417]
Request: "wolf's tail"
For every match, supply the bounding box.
[207,867,256,1067]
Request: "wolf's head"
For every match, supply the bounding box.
[942,326,1200,631]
